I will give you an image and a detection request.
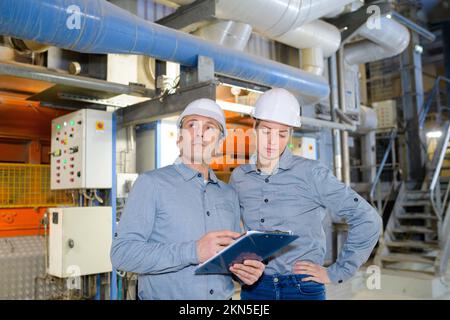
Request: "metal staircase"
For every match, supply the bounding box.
[374,77,450,276]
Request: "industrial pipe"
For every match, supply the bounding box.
[0,0,330,102]
[193,20,253,51]
[157,0,348,57]
[214,0,355,38]
[345,17,411,65]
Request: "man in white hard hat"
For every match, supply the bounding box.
[111,98,265,300]
[229,88,382,300]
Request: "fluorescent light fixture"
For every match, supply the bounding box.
[386,14,392,19]
[216,100,254,115]
[426,130,442,138]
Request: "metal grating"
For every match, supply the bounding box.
[0,164,73,208]
[0,236,65,300]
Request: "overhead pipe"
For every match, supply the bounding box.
[157,0,349,58]
[0,0,329,102]
[214,0,355,38]
[193,20,253,51]
[345,17,411,65]
[301,48,325,76]
[275,19,342,58]
[324,0,365,18]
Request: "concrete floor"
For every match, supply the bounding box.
[232,266,450,300]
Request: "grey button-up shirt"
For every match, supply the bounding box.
[110,161,241,300]
[229,148,382,284]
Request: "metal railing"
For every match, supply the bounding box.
[419,76,450,129]
[370,129,398,215]
[429,122,450,229]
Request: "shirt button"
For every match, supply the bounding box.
[210,289,214,295]
[354,198,358,202]
[265,178,269,183]
[338,280,343,284]
[264,198,269,203]
[273,277,279,283]
[197,173,202,178]
[206,211,210,216]
[260,218,265,223]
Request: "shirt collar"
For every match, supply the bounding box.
[174,157,220,186]
[241,148,294,174]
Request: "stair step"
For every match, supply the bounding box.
[380,253,436,264]
[385,240,439,249]
[402,200,430,206]
[382,265,436,275]
[392,226,437,234]
[405,190,428,195]
[396,214,438,220]
[404,196,430,202]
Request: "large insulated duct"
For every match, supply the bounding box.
[345,17,411,65]
[193,20,253,51]
[214,0,349,59]
[214,0,355,38]
[276,20,341,58]
[158,0,349,58]
[0,0,329,102]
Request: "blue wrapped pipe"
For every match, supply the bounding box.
[0,0,330,101]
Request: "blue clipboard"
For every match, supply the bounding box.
[195,230,299,275]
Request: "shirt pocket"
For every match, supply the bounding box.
[214,201,238,231]
[274,185,320,218]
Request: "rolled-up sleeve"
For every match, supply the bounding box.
[110,174,199,274]
[310,164,382,284]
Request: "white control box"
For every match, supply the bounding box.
[48,206,113,278]
[291,137,317,160]
[373,100,397,130]
[50,109,112,190]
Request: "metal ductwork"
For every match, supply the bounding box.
[214,0,355,38]
[301,48,325,76]
[276,19,341,58]
[193,20,253,51]
[212,0,352,60]
[158,0,351,63]
[0,0,330,102]
[345,17,411,65]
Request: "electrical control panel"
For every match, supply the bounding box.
[47,206,113,278]
[50,109,112,190]
[373,100,397,130]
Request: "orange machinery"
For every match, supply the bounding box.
[0,75,72,238]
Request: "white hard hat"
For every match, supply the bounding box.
[251,88,301,127]
[177,98,227,138]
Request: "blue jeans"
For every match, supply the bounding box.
[241,274,326,300]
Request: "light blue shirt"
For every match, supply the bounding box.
[229,148,382,284]
[110,161,241,300]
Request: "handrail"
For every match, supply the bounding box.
[419,76,450,129]
[429,121,450,224]
[370,129,397,212]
